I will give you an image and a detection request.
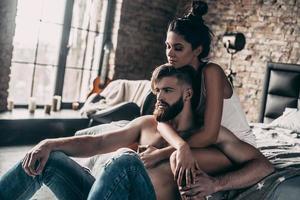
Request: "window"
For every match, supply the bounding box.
[9,0,105,106]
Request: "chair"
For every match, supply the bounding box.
[88,91,156,126]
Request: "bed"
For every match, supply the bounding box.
[230,62,300,199]
[258,62,300,123]
[251,62,300,169]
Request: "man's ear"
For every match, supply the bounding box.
[184,88,193,101]
[193,46,202,57]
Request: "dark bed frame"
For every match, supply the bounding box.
[259,62,300,123]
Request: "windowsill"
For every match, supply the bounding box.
[0,108,87,120]
[0,109,90,146]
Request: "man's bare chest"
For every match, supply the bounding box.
[139,128,168,149]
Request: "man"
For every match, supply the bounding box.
[0,64,273,200]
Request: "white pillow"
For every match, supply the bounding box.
[268,108,300,133]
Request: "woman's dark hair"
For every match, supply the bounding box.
[168,0,213,61]
[151,64,201,110]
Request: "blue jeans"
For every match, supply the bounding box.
[88,150,156,200]
[0,150,156,200]
[0,151,94,200]
[1,149,299,200]
[269,175,300,200]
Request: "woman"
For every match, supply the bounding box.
[143,0,253,169]
[139,0,267,198]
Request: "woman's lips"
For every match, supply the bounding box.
[169,60,176,64]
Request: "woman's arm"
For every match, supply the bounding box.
[157,122,199,186]
[189,64,225,147]
[157,64,226,149]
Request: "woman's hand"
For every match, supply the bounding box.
[22,140,52,177]
[175,143,200,187]
[139,145,164,168]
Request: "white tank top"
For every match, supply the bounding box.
[221,91,256,146]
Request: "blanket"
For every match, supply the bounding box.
[80,79,151,116]
[226,123,300,200]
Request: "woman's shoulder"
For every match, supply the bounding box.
[202,62,226,78]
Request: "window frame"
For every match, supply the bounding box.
[10,0,114,109]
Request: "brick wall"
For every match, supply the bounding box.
[0,0,17,111]
[210,0,299,122]
[175,0,300,122]
[112,0,180,80]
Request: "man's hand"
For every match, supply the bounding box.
[179,171,218,199]
[22,140,52,177]
[139,145,163,168]
[175,143,200,187]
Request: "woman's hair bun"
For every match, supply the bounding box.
[191,0,208,17]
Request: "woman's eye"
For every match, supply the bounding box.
[174,47,183,51]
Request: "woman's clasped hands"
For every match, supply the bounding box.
[175,143,200,187]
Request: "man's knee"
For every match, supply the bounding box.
[107,149,141,168]
[48,151,68,162]
[115,147,135,154]
[99,150,144,179]
[44,151,71,172]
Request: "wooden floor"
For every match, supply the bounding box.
[0,145,57,200]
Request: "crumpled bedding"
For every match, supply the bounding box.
[252,123,300,169]
[227,123,300,200]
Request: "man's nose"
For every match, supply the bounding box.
[156,91,164,101]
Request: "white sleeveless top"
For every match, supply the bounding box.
[221,91,256,147]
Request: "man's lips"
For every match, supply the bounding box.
[156,102,168,109]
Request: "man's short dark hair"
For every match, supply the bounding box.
[151,64,200,109]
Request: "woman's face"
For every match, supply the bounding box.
[165,31,200,69]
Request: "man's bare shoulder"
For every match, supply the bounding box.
[134,115,157,126]
[129,115,157,128]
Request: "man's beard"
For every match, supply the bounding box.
[153,98,184,122]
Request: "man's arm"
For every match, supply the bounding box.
[215,155,272,191]
[22,116,147,176]
[45,117,144,156]
[180,154,273,198]
[213,138,274,191]
[181,133,274,197]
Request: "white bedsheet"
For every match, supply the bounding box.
[251,123,300,169]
